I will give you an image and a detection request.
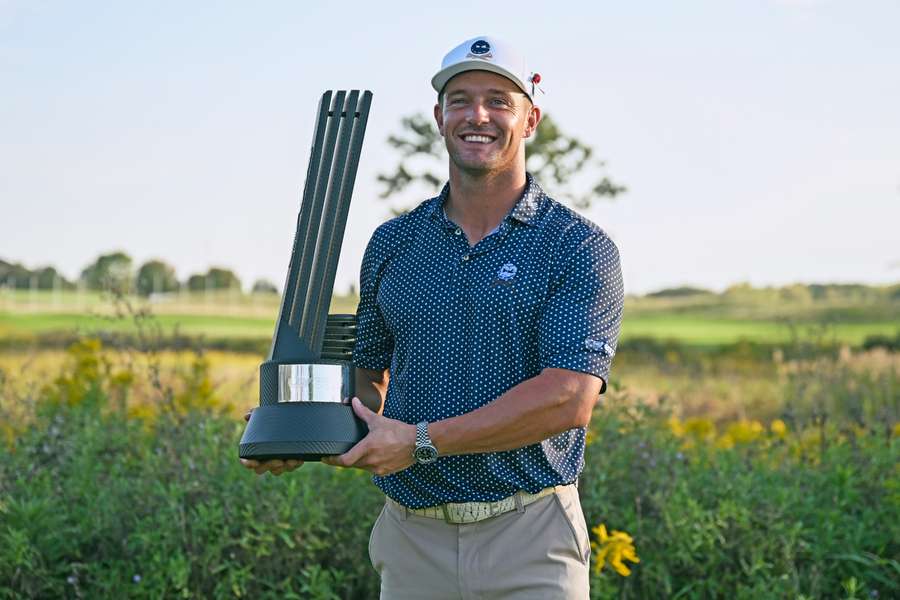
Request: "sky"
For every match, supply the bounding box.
[1,0,898,295]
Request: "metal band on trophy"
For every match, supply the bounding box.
[239,90,373,461]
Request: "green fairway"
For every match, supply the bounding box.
[2,310,896,347]
[1,289,897,347]
[620,314,897,346]
[0,311,275,339]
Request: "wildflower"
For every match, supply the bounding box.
[770,419,788,438]
[667,417,684,437]
[66,575,77,585]
[590,523,640,576]
[683,417,716,442]
[133,574,142,583]
[718,420,764,447]
[893,423,900,438]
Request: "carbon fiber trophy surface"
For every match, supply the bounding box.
[239,90,372,461]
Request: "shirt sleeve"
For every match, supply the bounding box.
[538,232,624,393]
[352,222,396,370]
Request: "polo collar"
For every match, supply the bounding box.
[428,173,547,228]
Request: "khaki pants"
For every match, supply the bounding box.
[368,485,591,599]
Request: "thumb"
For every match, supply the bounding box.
[351,396,376,424]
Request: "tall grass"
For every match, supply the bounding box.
[1,335,897,599]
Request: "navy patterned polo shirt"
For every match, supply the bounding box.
[353,174,624,509]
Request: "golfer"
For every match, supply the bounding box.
[244,35,624,599]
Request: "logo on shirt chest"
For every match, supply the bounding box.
[491,263,518,287]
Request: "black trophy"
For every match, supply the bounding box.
[239,90,373,461]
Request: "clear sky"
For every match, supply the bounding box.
[2,0,898,295]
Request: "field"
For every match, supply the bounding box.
[1,286,898,598]
[2,289,897,346]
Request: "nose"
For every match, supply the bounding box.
[465,101,490,125]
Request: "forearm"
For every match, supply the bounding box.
[429,368,601,456]
[355,368,389,414]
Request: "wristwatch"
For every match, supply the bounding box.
[413,421,438,464]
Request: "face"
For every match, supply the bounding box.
[434,70,541,177]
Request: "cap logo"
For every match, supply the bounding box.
[466,39,493,60]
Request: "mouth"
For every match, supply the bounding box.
[459,133,497,144]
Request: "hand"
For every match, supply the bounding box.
[322,397,417,477]
[239,408,304,476]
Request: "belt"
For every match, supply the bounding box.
[390,485,567,524]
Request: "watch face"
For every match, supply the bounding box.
[414,445,438,464]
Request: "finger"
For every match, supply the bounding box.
[244,409,254,422]
[285,459,302,470]
[351,397,376,425]
[327,441,367,468]
[240,458,259,469]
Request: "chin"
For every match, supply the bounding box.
[449,152,500,174]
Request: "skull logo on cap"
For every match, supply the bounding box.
[470,40,491,55]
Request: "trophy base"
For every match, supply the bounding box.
[238,402,367,461]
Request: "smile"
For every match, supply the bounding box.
[461,134,496,144]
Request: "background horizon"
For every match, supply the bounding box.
[2,1,898,295]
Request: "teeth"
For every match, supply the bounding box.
[463,135,493,143]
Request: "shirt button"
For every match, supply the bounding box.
[454,228,462,235]
[461,255,470,262]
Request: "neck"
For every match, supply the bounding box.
[444,166,527,241]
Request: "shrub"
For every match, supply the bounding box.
[0,340,897,599]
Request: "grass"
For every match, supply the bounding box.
[620,314,894,346]
[2,292,897,346]
[1,285,898,598]
[0,337,896,599]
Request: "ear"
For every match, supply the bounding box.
[523,104,542,139]
[433,103,445,136]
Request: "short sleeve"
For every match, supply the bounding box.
[538,233,624,393]
[352,222,396,370]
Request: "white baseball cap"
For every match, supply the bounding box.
[431,36,538,100]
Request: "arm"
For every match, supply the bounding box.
[327,230,622,475]
[429,367,601,456]
[324,367,601,475]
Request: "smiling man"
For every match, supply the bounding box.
[336,36,624,598]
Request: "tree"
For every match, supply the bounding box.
[135,259,180,296]
[35,266,74,290]
[80,251,133,292]
[376,112,626,213]
[0,260,74,290]
[206,267,241,291]
[0,259,33,289]
[186,273,207,292]
[251,279,279,294]
[186,267,242,292]
[646,286,713,298]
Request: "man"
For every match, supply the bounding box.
[243,35,624,599]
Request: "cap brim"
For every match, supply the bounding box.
[431,61,531,99]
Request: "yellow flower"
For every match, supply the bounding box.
[590,523,640,577]
[667,417,685,437]
[893,422,900,437]
[720,420,764,446]
[770,419,788,438]
[683,417,716,441]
